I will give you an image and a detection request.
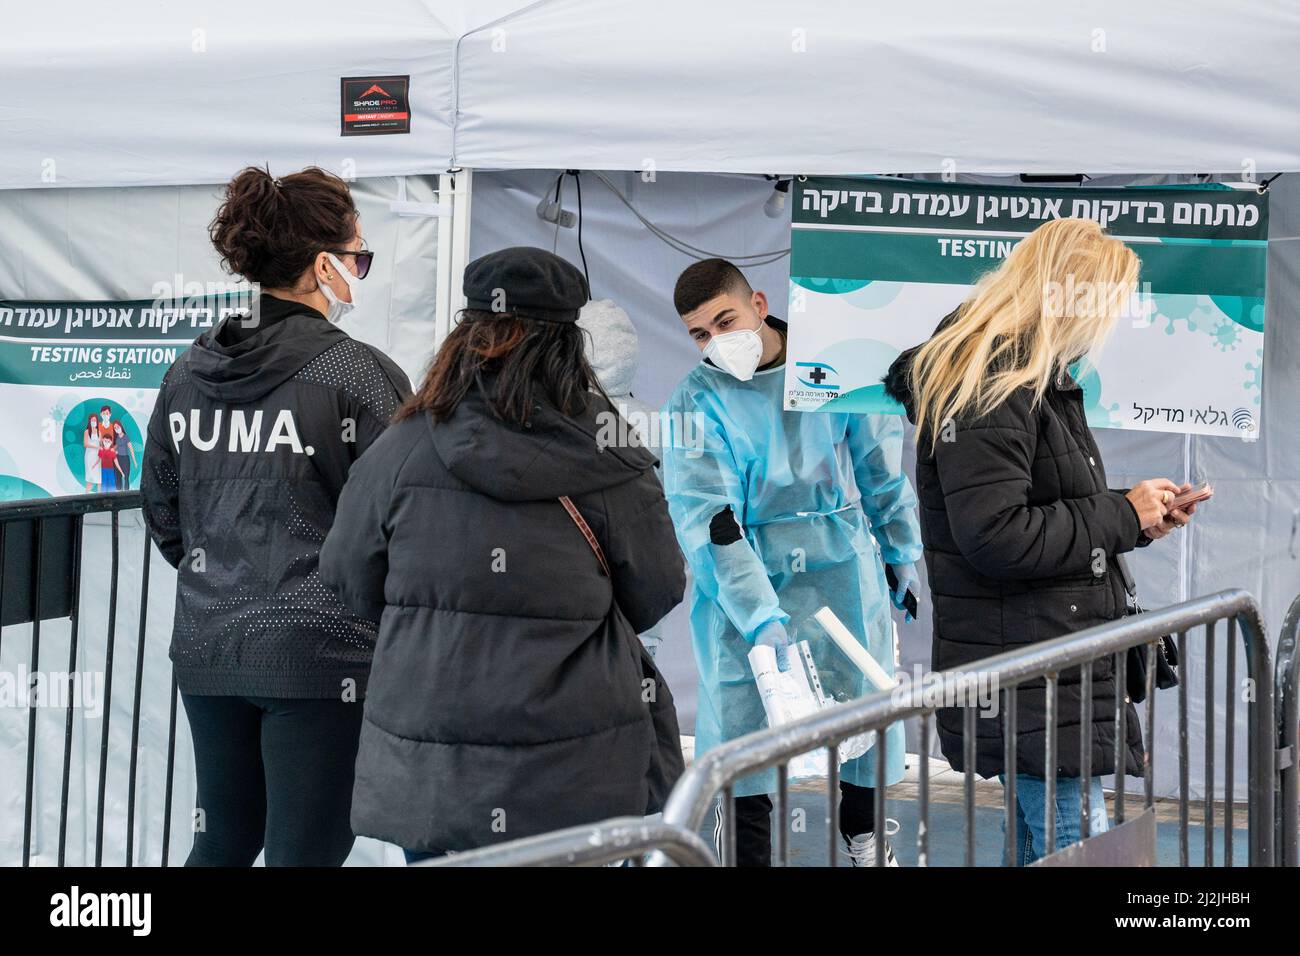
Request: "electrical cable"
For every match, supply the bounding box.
[569,170,590,291]
[590,171,790,265]
[550,172,564,253]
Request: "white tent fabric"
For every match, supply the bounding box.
[0,2,456,189]
[4,1,1298,190]
[449,0,1300,175]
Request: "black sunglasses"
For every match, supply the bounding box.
[324,248,375,280]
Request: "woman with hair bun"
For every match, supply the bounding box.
[141,166,411,866]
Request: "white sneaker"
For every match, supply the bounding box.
[842,819,901,867]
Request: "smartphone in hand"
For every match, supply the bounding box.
[1170,482,1213,511]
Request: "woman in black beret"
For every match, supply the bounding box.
[320,247,687,859]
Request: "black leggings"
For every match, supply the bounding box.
[181,694,364,866]
[723,782,876,867]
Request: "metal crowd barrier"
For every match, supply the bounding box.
[0,492,179,866]
[432,589,1274,868]
[656,588,1273,867]
[2,492,1289,871]
[422,817,717,867]
[1277,594,1300,866]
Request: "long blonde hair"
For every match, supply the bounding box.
[910,217,1139,448]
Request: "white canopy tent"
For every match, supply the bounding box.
[7,1,1297,185]
[1,1,1297,864]
[452,0,1300,175]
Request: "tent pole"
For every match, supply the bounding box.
[435,168,473,350]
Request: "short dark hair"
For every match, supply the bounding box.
[209,165,357,289]
[673,258,752,316]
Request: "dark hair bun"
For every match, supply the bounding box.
[209,166,357,288]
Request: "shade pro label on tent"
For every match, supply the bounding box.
[340,76,411,136]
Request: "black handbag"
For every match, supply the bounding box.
[1114,553,1180,703]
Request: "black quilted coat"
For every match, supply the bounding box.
[319,374,686,853]
[884,321,1145,780]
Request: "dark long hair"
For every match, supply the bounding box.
[395,310,604,426]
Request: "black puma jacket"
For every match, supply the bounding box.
[141,295,411,698]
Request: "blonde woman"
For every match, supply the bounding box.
[883,218,1199,864]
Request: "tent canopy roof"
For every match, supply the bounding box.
[4,0,1297,189]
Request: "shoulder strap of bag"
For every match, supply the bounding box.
[1114,551,1140,610]
[559,495,611,577]
[1114,552,1136,598]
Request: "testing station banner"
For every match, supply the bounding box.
[0,294,245,501]
[784,178,1268,438]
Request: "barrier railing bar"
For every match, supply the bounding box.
[1240,597,1275,866]
[1225,618,1236,866]
[721,784,735,866]
[21,519,44,867]
[1143,641,1156,810]
[57,516,85,865]
[424,818,719,868]
[918,710,930,867]
[875,732,887,867]
[963,704,975,867]
[1114,650,1127,825]
[1004,685,1017,867]
[1044,672,1057,854]
[1178,630,1189,866]
[126,531,151,867]
[1274,595,1299,867]
[93,509,121,866]
[774,762,788,866]
[826,743,838,867]
[161,673,179,867]
[1205,619,1216,865]
[1080,664,1092,840]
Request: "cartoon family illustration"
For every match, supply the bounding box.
[82,404,137,492]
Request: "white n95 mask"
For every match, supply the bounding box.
[704,328,764,381]
[319,253,362,324]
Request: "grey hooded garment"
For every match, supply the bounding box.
[578,298,661,460]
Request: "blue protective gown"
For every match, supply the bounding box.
[662,358,923,797]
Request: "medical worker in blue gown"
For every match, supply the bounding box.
[662,258,923,867]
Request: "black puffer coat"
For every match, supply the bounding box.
[319,376,686,852]
[884,326,1145,780]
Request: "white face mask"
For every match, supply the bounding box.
[318,252,361,324]
[703,327,764,381]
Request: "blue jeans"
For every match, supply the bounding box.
[998,774,1108,866]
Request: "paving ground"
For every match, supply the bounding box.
[694,758,1249,867]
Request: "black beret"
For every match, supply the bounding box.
[463,246,590,323]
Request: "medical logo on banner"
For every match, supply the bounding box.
[0,292,248,500]
[784,177,1268,438]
